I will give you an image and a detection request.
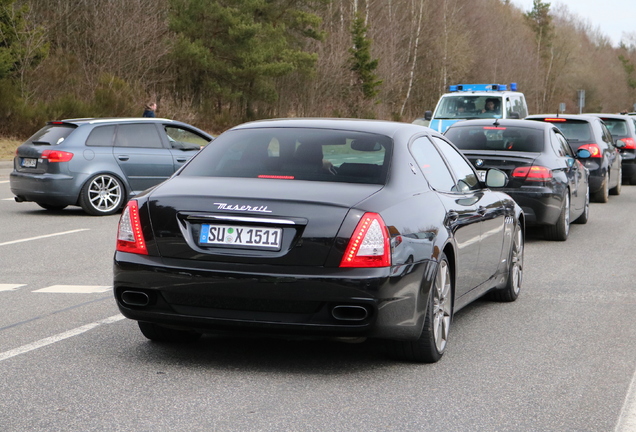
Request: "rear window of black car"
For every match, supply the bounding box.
[27,124,76,146]
[532,119,593,142]
[180,128,392,185]
[445,126,544,152]
[600,118,629,138]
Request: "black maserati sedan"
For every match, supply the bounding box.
[114,118,524,363]
[525,114,623,203]
[445,119,591,241]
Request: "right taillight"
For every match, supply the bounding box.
[512,166,553,181]
[116,200,148,255]
[340,212,391,268]
[621,138,636,149]
[578,143,602,158]
[41,149,74,162]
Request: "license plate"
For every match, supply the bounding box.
[21,158,37,168]
[199,224,282,249]
[477,170,486,182]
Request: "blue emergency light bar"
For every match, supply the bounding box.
[449,83,518,92]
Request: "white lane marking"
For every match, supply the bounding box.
[33,285,111,294]
[0,284,25,292]
[2,197,14,200]
[0,180,9,184]
[615,370,636,431]
[0,314,125,362]
[0,229,89,246]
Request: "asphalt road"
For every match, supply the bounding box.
[1,163,636,431]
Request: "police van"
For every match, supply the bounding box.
[422,83,529,133]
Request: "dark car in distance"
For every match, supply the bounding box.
[445,119,590,241]
[525,114,623,202]
[10,117,213,215]
[114,118,524,363]
[587,113,636,184]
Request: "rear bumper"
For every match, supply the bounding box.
[500,188,561,226]
[113,252,436,341]
[10,171,79,205]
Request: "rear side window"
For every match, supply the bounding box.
[27,125,75,146]
[180,128,392,185]
[445,126,544,152]
[115,124,163,149]
[86,125,115,147]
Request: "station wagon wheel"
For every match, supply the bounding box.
[610,168,622,195]
[490,220,523,302]
[386,253,452,363]
[573,185,589,224]
[138,322,202,343]
[79,173,124,216]
[593,172,609,203]
[544,192,569,241]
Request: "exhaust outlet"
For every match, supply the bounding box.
[121,291,150,307]
[331,305,369,321]
[14,196,26,203]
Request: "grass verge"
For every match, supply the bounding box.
[0,137,20,161]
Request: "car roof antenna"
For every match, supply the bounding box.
[493,119,500,127]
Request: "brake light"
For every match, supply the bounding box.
[340,212,390,268]
[543,118,566,122]
[578,144,602,158]
[621,138,636,149]
[116,200,148,255]
[41,150,73,162]
[257,175,295,179]
[512,166,553,181]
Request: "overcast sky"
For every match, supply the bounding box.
[511,0,636,47]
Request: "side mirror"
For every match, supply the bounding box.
[424,110,433,121]
[485,168,508,188]
[615,139,626,149]
[509,111,520,119]
[576,148,591,159]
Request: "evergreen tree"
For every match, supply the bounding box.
[167,0,326,119]
[349,14,382,100]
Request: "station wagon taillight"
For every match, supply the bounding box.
[512,166,553,181]
[41,150,73,162]
[340,212,391,268]
[578,143,602,158]
[116,200,148,255]
[621,138,636,149]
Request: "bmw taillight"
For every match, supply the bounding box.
[340,212,391,268]
[578,144,602,158]
[620,138,636,149]
[512,166,553,181]
[116,200,148,255]
[41,150,74,162]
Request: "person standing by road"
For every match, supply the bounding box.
[143,102,157,117]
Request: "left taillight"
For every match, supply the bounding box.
[512,166,553,181]
[620,137,636,149]
[340,212,391,268]
[41,150,74,162]
[116,200,148,255]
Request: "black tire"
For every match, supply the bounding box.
[631,173,636,185]
[79,173,125,216]
[592,172,609,203]
[138,322,202,343]
[37,203,68,211]
[573,185,589,225]
[544,192,570,241]
[386,253,452,363]
[610,169,622,195]
[490,220,523,302]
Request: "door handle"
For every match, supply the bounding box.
[117,155,129,161]
[176,158,187,163]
